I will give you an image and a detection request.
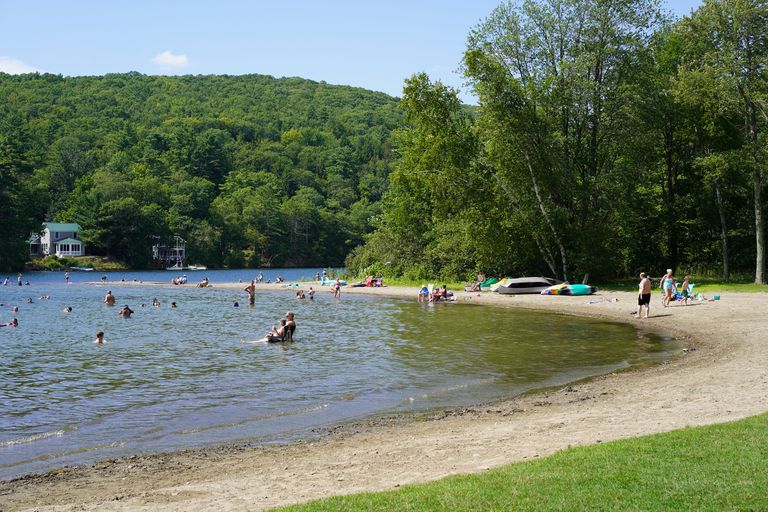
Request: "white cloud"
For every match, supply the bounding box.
[0,56,41,74]
[152,50,189,69]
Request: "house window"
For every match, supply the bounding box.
[54,232,60,240]
[72,244,80,252]
[60,244,69,252]
[42,243,48,252]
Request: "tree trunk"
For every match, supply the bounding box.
[713,179,730,280]
[523,150,568,281]
[753,169,765,284]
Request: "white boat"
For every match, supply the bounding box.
[496,277,560,294]
[166,262,207,271]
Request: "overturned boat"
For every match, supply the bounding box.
[496,277,560,295]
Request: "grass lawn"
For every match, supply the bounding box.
[275,413,768,511]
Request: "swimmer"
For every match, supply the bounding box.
[26,297,34,304]
[296,290,305,300]
[95,331,105,344]
[171,301,177,308]
[63,306,73,313]
[308,287,315,300]
[1,318,19,327]
[104,290,116,306]
[12,306,19,313]
[263,319,287,342]
[152,298,160,307]
[234,301,240,308]
[118,305,134,318]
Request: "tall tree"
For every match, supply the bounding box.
[674,0,768,283]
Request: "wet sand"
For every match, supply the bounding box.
[3,283,767,511]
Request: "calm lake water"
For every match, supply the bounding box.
[0,269,679,480]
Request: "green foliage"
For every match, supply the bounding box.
[350,0,768,283]
[0,73,401,269]
[278,413,768,511]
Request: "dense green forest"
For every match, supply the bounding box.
[348,0,767,284]
[1,0,765,283]
[0,73,401,270]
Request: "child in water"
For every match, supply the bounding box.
[95,331,105,344]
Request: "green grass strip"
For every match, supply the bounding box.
[276,413,768,511]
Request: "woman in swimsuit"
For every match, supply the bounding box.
[659,269,674,307]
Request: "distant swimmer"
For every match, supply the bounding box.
[104,290,116,306]
[1,318,18,327]
[234,301,240,308]
[296,290,305,300]
[118,305,134,318]
[244,279,256,305]
[95,331,105,344]
[171,302,177,308]
[152,298,160,307]
[65,271,70,285]
[63,306,73,313]
[26,297,34,304]
[308,287,315,300]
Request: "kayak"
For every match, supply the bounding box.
[541,283,597,296]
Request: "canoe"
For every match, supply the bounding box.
[496,277,559,294]
[541,283,597,296]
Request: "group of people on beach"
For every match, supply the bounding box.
[636,269,692,319]
[418,284,454,303]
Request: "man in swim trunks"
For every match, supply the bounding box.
[244,279,256,305]
[637,272,651,318]
[104,290,116,306]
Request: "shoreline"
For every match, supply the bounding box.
[3,284,767,511]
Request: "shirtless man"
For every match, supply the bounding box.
[104,290,116,306]
[244,279,256,305]
[637,272,652,319]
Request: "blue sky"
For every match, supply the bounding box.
[1,1,702,102]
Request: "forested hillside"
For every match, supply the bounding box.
[348,0,767,284]
[0,73,401,270]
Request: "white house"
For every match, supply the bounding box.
[29,222,85,257]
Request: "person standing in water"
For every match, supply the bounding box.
[95,331,105,344]
[104,290,116,306]
[244,279,256,305]
[284,311,296,341]
[18,273,22,286]
[65,271,70,285]
[637,272,651,319]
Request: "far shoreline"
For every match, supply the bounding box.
[2,283,766,511]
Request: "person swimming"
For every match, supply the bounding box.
[118,305,134,318]
[95,331,105,344]
[1,318,18,327]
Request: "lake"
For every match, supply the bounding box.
[0,269,678,480]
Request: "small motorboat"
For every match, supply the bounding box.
[496,277,560,294]
[541,283,597,296]
[68,266,94,272]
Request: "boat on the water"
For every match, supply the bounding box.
[68,266,94,272]
[541,283,597,296]
[496,277,560,294]
[166,262,207,271]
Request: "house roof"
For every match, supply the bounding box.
[44,222,81,232]
[27,234,40,244]
[56,237,82,245]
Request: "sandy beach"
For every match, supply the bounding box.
[2,282,767,511]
